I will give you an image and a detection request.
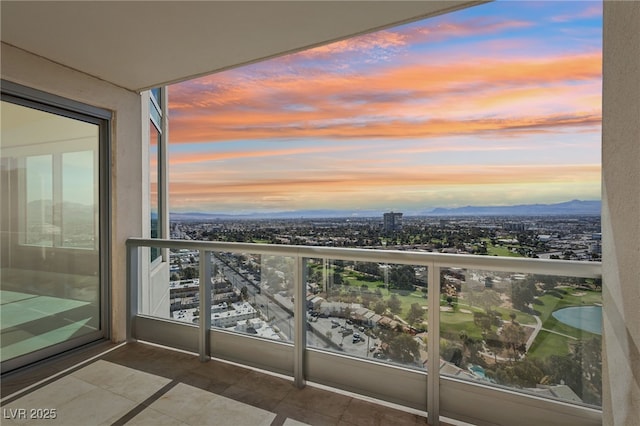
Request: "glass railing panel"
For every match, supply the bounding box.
[136,248,201,323]
[141,247,297,341]
[439,268,602,407]
[306,258,428,369]
[210,252,294,342]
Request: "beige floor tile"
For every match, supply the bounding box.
[126,407,190,426]
[71,360,172,403]
[72,360,137,386]
[0,342,117,398]
[147,383,220,422]
[29,387,137,426]
[2,375,97,425]
[182,393,276,426]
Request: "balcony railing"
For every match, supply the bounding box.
[127,238,602,426]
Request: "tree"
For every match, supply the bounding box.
[406,303,424,326]
[373,300,387,314]
[389,333,420,364]
[388,293,402,314]
[536,274,557,291]
[477,289,502,313]
[332,272,343,285]
[389,265,416,290]
[354,262,381,278]
[544,354,583,398]
[485,331,503,364]
[573,336,602,405]
[501,323,526,361]
[240,286,249,301]
[512,358,545,387]
[473,311,494,334]
[183,266,197,280]
[441,340,463,367]
[511,279,536,311]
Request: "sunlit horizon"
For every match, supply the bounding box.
[168,1,602,215]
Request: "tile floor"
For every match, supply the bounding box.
[1,342,438,426]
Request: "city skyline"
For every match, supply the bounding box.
[168,1,602,214]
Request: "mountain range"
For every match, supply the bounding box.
[170,199,601,220]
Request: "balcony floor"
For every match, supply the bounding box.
[1,341,442,426]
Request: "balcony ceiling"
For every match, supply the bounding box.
[1,1,483,92]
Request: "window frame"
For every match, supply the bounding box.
[0,80,112,372]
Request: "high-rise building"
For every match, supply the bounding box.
[383,212,403,232]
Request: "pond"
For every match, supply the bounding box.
[552,305,602,335]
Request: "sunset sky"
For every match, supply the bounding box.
[168,1,602,215]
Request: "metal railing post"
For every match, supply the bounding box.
[126,243,140,342]
[427,262,440,426]
[293,254,307,388]
[199,250,212,362]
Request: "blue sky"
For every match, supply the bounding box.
[168,1,602,214]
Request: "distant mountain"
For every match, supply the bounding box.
[170,200,601,221]
[423,200,601,216]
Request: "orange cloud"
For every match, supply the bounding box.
[169,144,358,165]
[169,52,601,143]
[170,164,600,195]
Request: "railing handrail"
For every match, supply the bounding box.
[126,237,601,278]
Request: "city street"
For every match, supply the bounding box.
[212,254,378,357]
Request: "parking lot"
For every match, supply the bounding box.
[306,314,381,359]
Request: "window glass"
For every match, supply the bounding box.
[1,99,102,366]
[25,155,53,246]
[62,151,97,249]
[150,120,160,260]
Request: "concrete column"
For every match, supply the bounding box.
[601,2,640,425]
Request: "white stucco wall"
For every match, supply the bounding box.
[602,2,640,425]
[1,42,143,342]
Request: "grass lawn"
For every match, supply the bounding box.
[440,310,484,340]
[486,244,522,257]
[527,289,602,358]
[343,271,385,291]
[528,330,571,358]
[389,289,428,316]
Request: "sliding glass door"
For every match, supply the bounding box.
[1,84,109,372]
